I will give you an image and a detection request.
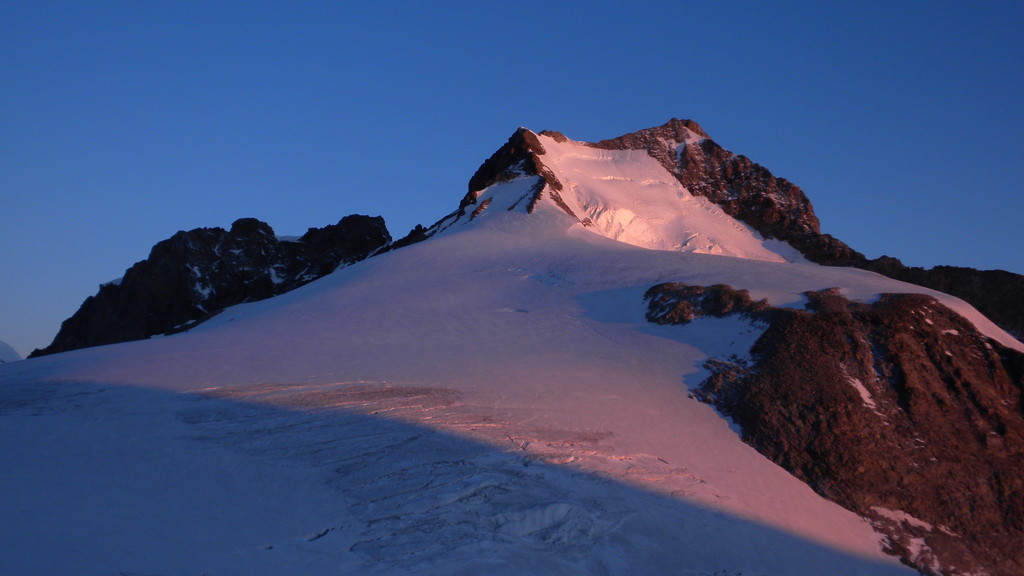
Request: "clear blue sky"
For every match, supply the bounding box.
[2,1,1022,357]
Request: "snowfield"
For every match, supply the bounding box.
[537,132,802,262]
[4,154,1019,574]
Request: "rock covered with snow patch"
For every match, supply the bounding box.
[647,282,1024,576]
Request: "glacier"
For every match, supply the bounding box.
[3,127,1019,575]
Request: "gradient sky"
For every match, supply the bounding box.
[2,1,1022,358]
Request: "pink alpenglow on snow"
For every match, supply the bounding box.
[4,121,1021,576]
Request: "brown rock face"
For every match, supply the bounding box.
[859,257,1024,343]
[464,127,550,206]
[462,128,563,214]
[32,215,391,357]
[645,282,1024,576]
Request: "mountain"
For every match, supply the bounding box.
[452,119,1024,339]
[34,119,1024,356]
[447,125,1024,574]
[597,119,1024,339]
[3,120,1022,575]
[30,214,390,357]
[0,340,20,363]
[442,124,803,262]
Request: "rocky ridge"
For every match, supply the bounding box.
[645,282,1024,576]
[31,215,390,357]
[445,127,578,227]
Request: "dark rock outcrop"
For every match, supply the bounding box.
[644,282,774,325]
[464,127,552,206]
[858,257,1024,342]
[458,127,580,223]
[31,215,390,357]
[595,118,1024,338]
[646,282,1024,576]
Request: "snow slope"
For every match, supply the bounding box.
[5,142,1022,573]
[457,130,805,263]
[543,131,806,261]
[9,185,1022,573]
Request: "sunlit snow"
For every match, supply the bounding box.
[3,162,1018,574]
[540,133,795,261]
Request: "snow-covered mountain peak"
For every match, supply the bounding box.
[6,118,1024,576]
[443,124,800,263]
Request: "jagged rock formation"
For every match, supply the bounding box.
[31,215,390,357]
[454,127,575,223]
[464,127,554,208]
[416,127,577,240]
[593,118,1024,338]
[645,282,1024,576]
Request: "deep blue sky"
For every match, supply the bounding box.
[3,2,1022,357]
